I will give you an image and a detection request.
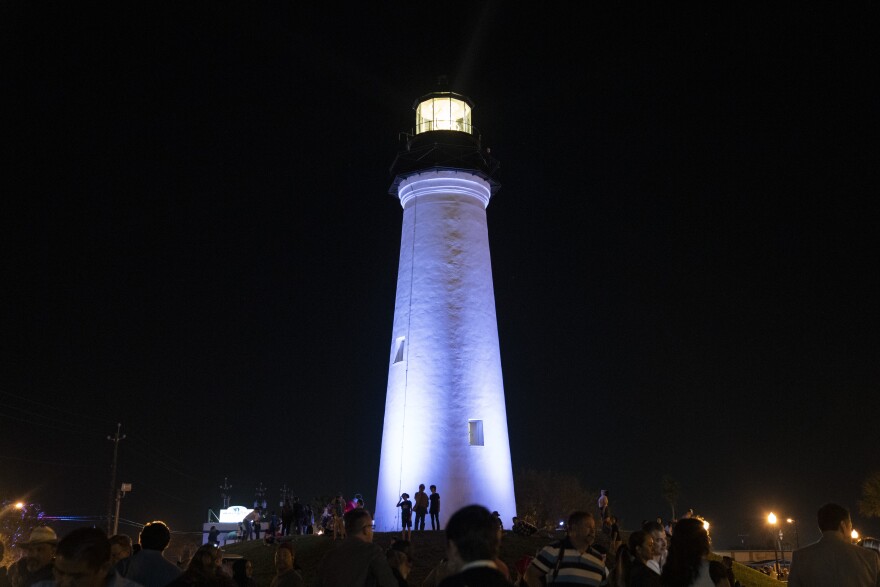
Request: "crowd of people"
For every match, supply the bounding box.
[1,500,878,587]
[227,493,372,544]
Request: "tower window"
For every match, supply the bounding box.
[468,420,484,446]
[393,337,406,364]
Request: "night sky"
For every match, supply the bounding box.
[3,4,878,549]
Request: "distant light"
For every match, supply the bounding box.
[767,512,777,524]
[559,521,565,527]
[786,518,794,523]
[703,520,710,532]
[14,502,24,509]
[852,529,859,540]
[218,505,253,523]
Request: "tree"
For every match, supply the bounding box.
[661,475,681,520]
[514,469,597,532]
[1,500,45,565]
[859,471,880,518]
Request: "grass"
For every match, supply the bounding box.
[223,531,784,587]
[708,553,783,587]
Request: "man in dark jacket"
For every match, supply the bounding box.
[438,506,510,587]
[124,521,181,587]
[789,503,880,587]
[316,509,396,587]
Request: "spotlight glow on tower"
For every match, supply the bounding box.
[374,91,516,530]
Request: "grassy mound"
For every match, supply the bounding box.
[223,530,549,586]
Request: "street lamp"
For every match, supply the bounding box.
[767,513,781,576]
[852,529,859,542]
[787,518,800,549]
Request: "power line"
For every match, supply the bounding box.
[0,389,117,425]
[0,453,100,468]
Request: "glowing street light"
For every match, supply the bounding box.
[852,529,859,541]
[766,512,781,575]
[702,519,710,532]
[14,502,24,510]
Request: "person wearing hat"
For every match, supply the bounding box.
[269,543,302,587]
[11,526,57,587]
[396,493,413,542]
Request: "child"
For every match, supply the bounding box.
[396,492,413,541]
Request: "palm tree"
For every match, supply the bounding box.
[661,475,681,520]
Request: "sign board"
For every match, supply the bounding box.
[218,505,253,523]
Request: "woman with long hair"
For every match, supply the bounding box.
[231,558,256,587]
[610,530,660,587]
[660,518,714,587]
[167,545,235,587]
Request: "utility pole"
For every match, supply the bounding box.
[106,423,126,534]
[254,482,267,510]
[220,477,232,509]
[113,483,132,535]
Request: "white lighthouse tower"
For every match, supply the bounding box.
[374,91,516,531]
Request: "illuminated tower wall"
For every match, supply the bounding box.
[374,92,516,531]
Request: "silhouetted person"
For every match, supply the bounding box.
[291,498,304,536]
[413,484,429,532]
[315,509,396,587]
[124,521,182,587]
[429,485,441,530]
[789,503,880,587]
[396,493,413,541]
[165,544,234,587]
[231,559,255,587]
[281,500,293,537]
[207,526,220,548]
[597,490,609,519]
[437,505,508,587]
[660,518,713,587]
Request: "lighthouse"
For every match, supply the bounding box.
[374,91,516,531]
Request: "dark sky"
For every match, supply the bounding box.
[2,3,878,549]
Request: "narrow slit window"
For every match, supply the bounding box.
[393,337,406,364]
[468,420,484,446]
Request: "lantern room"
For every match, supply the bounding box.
[414,92,473,135]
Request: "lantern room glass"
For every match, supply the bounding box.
[415,95,473,134]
